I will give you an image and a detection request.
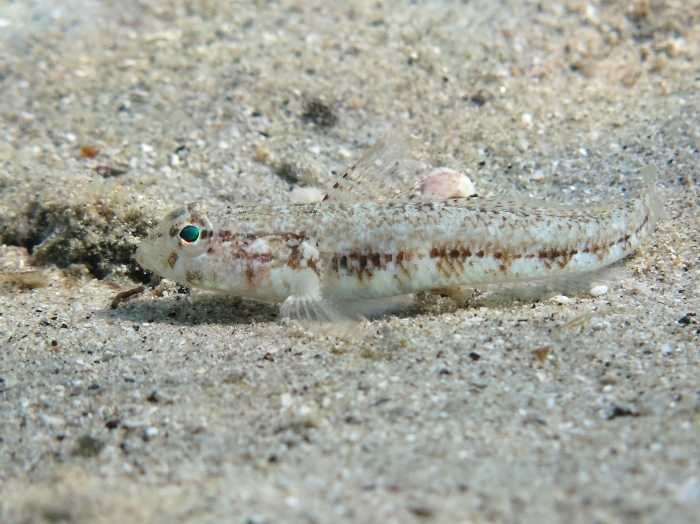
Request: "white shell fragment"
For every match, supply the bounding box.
[589,285,609,297]
[290,186,325,203]
[549,295,574,304]
[423,167,475,200]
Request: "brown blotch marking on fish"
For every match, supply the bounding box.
[371,253,381,267]
[169,225,180,237]
[287,245,321,277]
[536,246,582,269]
[306,258,321,278]
[476,250,485,258]
[395,250,412,277]
[287,245,303,270]
[385,254,393,263]
[255,254,274,264]
[450,249,460,258]
[167,251,179,268]
[359,255,368,271]
[186,269,203,284]
[245,267,256,286]
[219,230,234,242]
[435,260,451,279]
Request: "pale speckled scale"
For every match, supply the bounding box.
[135,140,662,324]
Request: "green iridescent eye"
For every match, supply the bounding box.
[179,225,200,244]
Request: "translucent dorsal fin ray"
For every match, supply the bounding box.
[323,136,424,202]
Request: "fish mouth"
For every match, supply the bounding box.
[134,245,150,271]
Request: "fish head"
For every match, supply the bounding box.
[135,202,214,284]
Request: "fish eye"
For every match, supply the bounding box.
[179,225,200,244]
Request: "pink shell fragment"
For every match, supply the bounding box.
[423,167,475,200]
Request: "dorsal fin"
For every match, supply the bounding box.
[322,136,424,202]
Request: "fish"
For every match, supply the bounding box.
[135,137,662,327]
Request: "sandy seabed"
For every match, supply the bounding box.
[1,1,699,523]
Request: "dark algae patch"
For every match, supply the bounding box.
[72,435,105,457]
[302,98,338,127]
[0,171,164,279]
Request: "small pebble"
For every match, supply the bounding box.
[280,393,293,408]
[470,91,488,106]
[40,414,66,426]
[0,370,19,391]
[276,163,299,184]
[423,167,475,200]
[590,285,609,297]
[549,295,573,304]
[93,165,127,178]
[253,145,269,163]
[80,145,100,158]
[290,186,324,203]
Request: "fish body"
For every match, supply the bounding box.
[136,157,661,324]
